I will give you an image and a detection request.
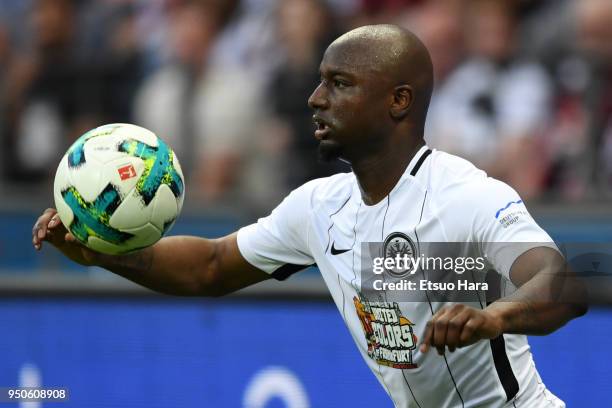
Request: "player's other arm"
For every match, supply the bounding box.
[32,208,270,297]
[421,247,587,355]
[421,178,587,354]
[485,246,587,335]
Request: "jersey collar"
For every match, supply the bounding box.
[406,145,432,177]
[352,145,432,208]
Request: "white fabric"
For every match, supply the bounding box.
[238,147,563,408]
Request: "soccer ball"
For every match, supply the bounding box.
[53,123,185,255]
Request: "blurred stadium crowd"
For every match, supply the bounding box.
[0,0,611,214]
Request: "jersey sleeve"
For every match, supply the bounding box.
[476,179,558,280]
[236,181,317,280]
[446,178,558,280]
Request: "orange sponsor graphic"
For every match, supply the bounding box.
[354,296,418,369]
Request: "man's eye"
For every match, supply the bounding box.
[334,80,347,88]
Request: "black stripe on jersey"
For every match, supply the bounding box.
[490,335,520,401]
[414,190,465,408]
[369,194,420,407]
[486,272,520,402]
[410,148,432,176]
[324,192,353,253]
[401,370,424,408]
[378,196,392,304]
[381,195,391,241]
[271,263,314,280]
[470,269,485,309]
[324,190,354,329]
[382,191,424,408]
[349,202,362,291]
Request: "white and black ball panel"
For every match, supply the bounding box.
[150,183,179,233]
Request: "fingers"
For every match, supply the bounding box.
[32,208,57,250]
[48,215,61,229]
[446,309,473,352]
[421,305,485,355]
[432,309,450,355]
[459,318,480,346]
[420,320,433,353]
[420,307,449,355]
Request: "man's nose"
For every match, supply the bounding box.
[308,83,329,110]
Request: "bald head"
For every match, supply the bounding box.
[308,25,434,163]
[323,24,434,127]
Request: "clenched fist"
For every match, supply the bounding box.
[420,304,504,355]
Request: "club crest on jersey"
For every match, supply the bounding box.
[353,296,418,369]
[383,232,417,277]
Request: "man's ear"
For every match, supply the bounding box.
[390,85,413,120]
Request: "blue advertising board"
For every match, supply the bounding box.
[0,298,610,407]
[0,299,389,407]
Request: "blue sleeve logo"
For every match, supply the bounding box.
[495,200,523,219]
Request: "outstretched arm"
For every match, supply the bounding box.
[421,246,588,354]
[32,208,270,297]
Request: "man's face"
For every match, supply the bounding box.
[308,41,391,163]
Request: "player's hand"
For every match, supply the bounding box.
[32,208,99,266]
[420,304,504,355]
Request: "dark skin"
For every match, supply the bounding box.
[32,25,586,355]
[309,26,432,204]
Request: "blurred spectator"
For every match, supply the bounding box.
[578,0,612,196]
[539,0,612,200]
[4,0,100,183]
[0,22,11,183]
[207,0,280,89]
[134,0,279,209]
[0,0,607,209]
[352,0,424,26]
[424,0,552,199]
[266,0,349,188]
[81,1,146,123]
[134,0,223,183]
[402,0,464,89]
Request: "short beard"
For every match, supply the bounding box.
[318,140,343,163]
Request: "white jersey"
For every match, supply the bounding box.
[237,146,564,408]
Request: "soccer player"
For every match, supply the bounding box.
[33,25,585,407]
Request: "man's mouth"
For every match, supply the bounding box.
[313,116,332,140]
